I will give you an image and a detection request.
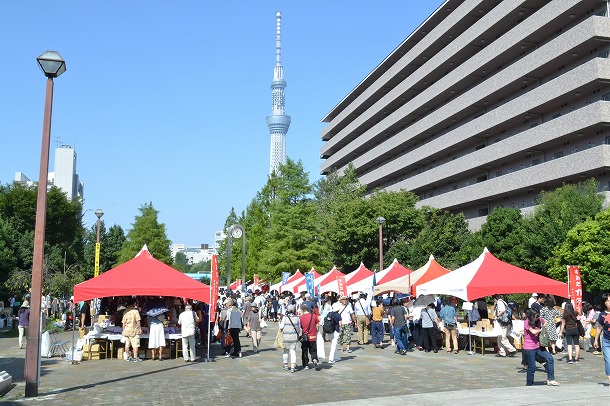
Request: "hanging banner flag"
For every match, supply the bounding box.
[209,254,219,323]
[316,284,321,296]
[305,272,315,298]
[282,272,290,285]
[567,265,583,313]
[336,275,348,297]
[254,274,260,288]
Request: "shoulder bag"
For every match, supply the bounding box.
[359,301,371,326]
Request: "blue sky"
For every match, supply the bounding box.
[1,1,443,247]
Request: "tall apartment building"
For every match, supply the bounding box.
[320,0,610,229]
[14,145,83,201]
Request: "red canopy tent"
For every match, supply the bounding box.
[269,270,304,292]
[292,268,322,293]
[317,266,346,293]
[373,255,450,295]
[343,263,373,293]
[74,246,211,303]
[417,248,569,301]
[376,259,412,285]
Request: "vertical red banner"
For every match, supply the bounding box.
[567,265,583,313]
[209,254,219,322]
[254,274,260,287]
[336,275,347,297]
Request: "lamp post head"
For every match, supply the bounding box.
[376,216,386,225]
[36,51,66,78]
[95,209,104,219]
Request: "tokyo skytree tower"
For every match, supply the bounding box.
[266,11,291,175]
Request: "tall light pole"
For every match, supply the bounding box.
[228,224,246,295]
[94,209,104,277]
[25,50,66,398]
[376,216,386,272]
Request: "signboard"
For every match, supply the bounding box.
[305,272,315,298]
[336,275,347,297]
[94,243,101,277]
[209,254,219,322]
[567,265,583,313]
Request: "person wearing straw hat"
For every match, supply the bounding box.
[18,301,30,349]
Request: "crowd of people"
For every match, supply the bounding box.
[7,288,609,387]
[208,289,610,387]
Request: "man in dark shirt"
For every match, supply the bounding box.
[81,300,92,331]
[390,299,409,355]
[531,294,545,314]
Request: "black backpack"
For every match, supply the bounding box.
[323,311,337,334]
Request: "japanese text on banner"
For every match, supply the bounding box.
[336,275,348,297]
[209,254,219,322]
[567,265,582,313]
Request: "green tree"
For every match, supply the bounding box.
[256,159,331,282]
[404,207,471,269]
[173,252,190,273]
[547,208,610,291]
[480,207,527,266]
[116,202,172,265]
[521,179,603,275]
[0,183,85,296]
[83,222,126,278]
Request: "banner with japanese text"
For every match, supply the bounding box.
[209,254,219,322]
[336,275,347,297]
[568,265,583,313]
[282,272,290,285]
[254,274,260,287]
[305,273,315,298]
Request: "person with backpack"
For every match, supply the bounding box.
[440,299,459,354]
[493,294,517,357]
[322,298,342,363]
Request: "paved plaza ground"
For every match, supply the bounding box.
[1,323,607,405]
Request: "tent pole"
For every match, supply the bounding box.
[467,304,474,355]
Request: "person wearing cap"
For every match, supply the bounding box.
[354,293,372,346]
[280,304,301,372]
[528,293,539,309]
[299,303,320,370]
[18,301,30,349]
[178,304,199,362]
[333,295,356,354]
[245,302,262,353]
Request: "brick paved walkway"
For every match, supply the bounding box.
[1,323,607,405]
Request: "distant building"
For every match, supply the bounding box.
[171,243,214,264]
[14,145,83,201]
[320,0,610,230]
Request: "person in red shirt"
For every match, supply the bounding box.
[299,304,320,371]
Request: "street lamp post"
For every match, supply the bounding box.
[94,209,104,277]
[25,50,66,398]
[227,224,246,295]
[376,216,386,272]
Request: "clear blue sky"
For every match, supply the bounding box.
[1,1,444,247]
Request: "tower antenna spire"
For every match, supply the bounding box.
[267,11,291,175]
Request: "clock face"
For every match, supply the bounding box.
[231,227,243,238]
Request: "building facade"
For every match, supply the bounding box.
[320,0,610,229]
[267,11,291,174]
[14,145,83,201]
